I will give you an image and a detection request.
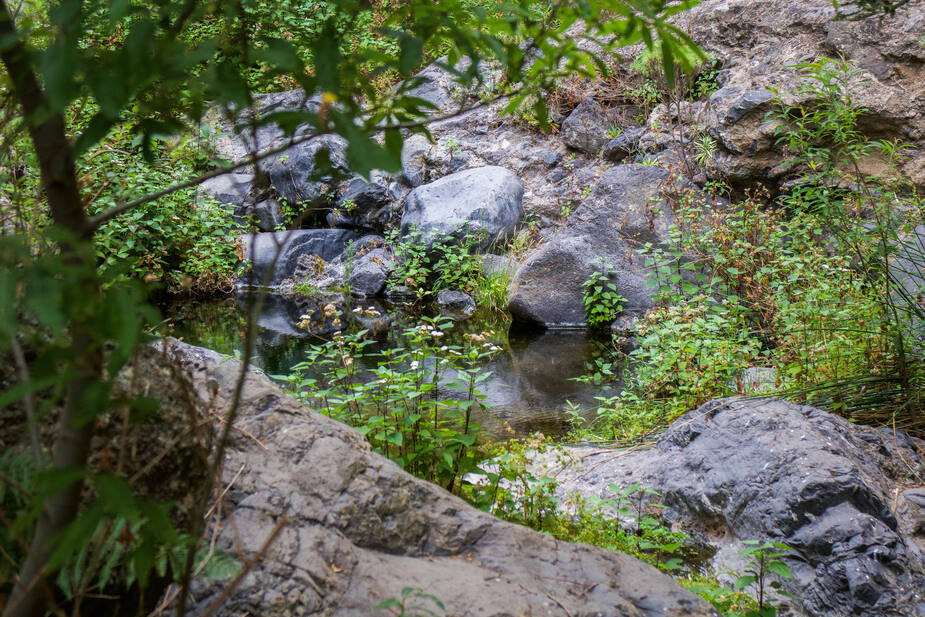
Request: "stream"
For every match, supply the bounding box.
[165,292,623,441]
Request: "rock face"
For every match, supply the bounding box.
[264,135,350,207]
[675,0,925,189]
[560,99,612,155]
[146,340,718,617]
[239,229,360,287]
[400,166,524,251]
[508,164,680,327]
[545,398,925,617]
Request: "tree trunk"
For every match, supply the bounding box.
[1,4,103,617]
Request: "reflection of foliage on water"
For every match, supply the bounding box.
[161,298,247,358]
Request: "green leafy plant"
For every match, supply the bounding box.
[582,263,626,328]
[376,587,446,617]
[282,314,502,491]
[733,541,795,616]
[693,134,717,167]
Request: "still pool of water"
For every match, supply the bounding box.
[164,293,622,441]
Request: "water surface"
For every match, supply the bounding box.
[165,293,621,441]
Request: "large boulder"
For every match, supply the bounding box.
[400,166,524,251]
[508,164,679,327]
[543,398,925,617]
[674,0,925,190]
[238,229,360,287]
[146,340,718,617]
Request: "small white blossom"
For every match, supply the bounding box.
[410,360,420,370]
[440,346,449,352]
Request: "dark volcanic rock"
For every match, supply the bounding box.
[508,164,681,327]
[264,135,349,207]
[400,166,524,251]
[546,398,925,617]
[603,127,646,163]
[239,229,360,287]
[146,340,719,617]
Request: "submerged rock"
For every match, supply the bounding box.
[437,289,476,319]
[543,398,925,617]
[145,339,718,617]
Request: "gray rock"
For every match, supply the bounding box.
[238,229,360,288]
[437,290,476,319]
[560,99,611,156]
[508,164,679,327]
[240,199,283,232]
[347,248,393,297]
[545,398,925,617]
[674,0,925,190]
[146,339,718,617]
[264,136,349,207]
[400,166,524,252]
[198,173,254,206]
[603,127,645,162]
[400,133,433,187]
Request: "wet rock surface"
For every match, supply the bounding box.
[436,289,476,319]
[543,398,925,617]
[147,339,718,617]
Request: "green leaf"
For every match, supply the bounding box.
[768,560,792,578]
[399,35,424,74]
[95,474,137,519]
[75,113,117,158]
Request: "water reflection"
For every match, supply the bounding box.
[165,293,622,440]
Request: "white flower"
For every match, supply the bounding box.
[410,360,420,370]
[352,307,363,314]
[490,345,502,352]
[432,330,444,338]
[440,345,449,352]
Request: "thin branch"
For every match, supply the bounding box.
[196,516,289,617]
